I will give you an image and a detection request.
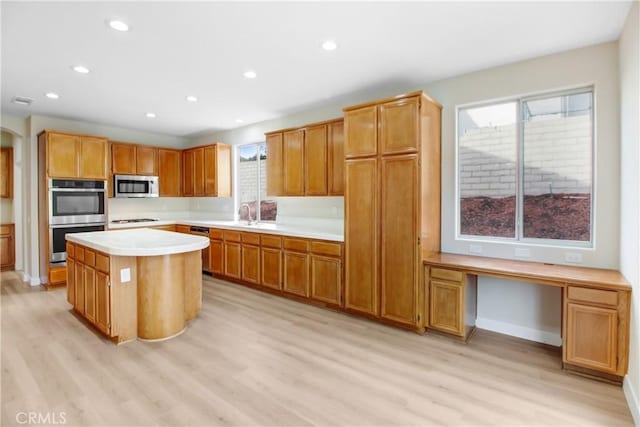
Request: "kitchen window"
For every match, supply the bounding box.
[237,142,277,221]
[457,87,594,246]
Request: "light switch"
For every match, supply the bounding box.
[120,268,131,283]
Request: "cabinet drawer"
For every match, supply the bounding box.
[66,243,74,259]
[261,234,282,249]
[310,241,342,257]
[95,253,109,273]
[241,232,260,246]
[176,225,191,234]
[209,228,224,240]
[224,230,241,242]
[568,286,618,307]
[283,237,309,252]
[85,249,96,267]
[75,246,85,263]
[431,267,463,283]
[49,266,66,284]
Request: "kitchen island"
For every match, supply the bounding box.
[65,228,209,343]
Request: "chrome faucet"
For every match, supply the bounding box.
[240,203,255,225]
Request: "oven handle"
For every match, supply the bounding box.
[49,188,105,192]
[50,223,106,229]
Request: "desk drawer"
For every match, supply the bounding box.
[568,286,617,307]
[431,267,463,283]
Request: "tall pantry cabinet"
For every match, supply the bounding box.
[343,91,441,332]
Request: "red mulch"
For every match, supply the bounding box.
[461,194,590,241]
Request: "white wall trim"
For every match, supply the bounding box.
[624,376,640,427]
[21,273,41,286]
[476,317,562,346]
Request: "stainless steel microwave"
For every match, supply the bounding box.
[114,175,159,198]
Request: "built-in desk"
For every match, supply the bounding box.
[422,252,631,382]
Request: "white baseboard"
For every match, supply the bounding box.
[624,376,640,427]
[475,317,562,346]
[21,273,41,286]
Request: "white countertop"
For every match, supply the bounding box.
[66,228,209,256]
[108,219,344,242]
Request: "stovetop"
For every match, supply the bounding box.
[111,218,159,224]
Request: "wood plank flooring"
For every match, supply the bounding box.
[1,271,634,426]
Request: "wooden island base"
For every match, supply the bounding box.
[66,241,203,344]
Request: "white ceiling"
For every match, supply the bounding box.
[1,1,631,137]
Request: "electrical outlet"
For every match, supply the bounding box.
[515,248,531,258]
[565,252,583,264]
[469,244,483,254]
[120,268,131,283]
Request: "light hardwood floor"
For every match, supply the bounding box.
[1,271,634,426]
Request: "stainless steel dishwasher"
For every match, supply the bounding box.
[189,226,210,272]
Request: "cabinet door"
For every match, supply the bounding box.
[241,244,260,285]
[304,125,328,195]
[328,121,344,195]
[193,147,205,196]
[84,266,96,323]
[210,239,224,274]
[136,145,158,175]
[95,271,111,336]
[565,303,618,373]
[380,154,419,326]
[266,133,284,196]
[215,144,232,197]
[224,242,241,279]
[182,150,195,196]
[204,145,217,196]
[48,133,80,178]
[261,247,282,290]
[344,158,378,315]
[74,262,85,314]
[344,106,377,158]
[66,258,75,306]
[111,143,136,175]
[158,149,182,196]
[283,129,305,196]
[80,137,107,179]
[0,233,13,270]
[311,255,341,305]
[283,251,309,297]
[0,147,13,198]
[429,280,463,335]
[379,97,420,155]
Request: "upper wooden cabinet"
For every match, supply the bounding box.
[158,148,182,197]
[182,143,231,197]
[343,91,442,331]
[111,142,158,176]
[265,118,344,197]
[0,147,13,198]
[283,129,305,196]
[40,130,108,179]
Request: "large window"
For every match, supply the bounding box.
[457,88,593,245]
[237,143,277,221]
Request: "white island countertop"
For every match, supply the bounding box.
[66,228,209,256]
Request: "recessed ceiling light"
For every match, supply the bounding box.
[108,20,129,32]
[186,96,198,102]
[235,119,244,123]
[45,92,60,99]
[72,65,90,74]
[244,71,257,79]
[322,40,337,51]
[145,113,156,118]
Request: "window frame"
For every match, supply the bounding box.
[455,85,595,249]
[234,141,275,223]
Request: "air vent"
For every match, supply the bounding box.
[11,96,34,106]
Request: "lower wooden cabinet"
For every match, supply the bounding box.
[66,258,76,305]
[210,239,224,274]
[0,223,15,271]
[565,302,618,373]
[427,267,477,340]
[241,244,260,284]
[310,255,341,305]
[95,271,111,335]
[224,242,241,279]
[84,265,97,323]
[283,251,310,297]
[75,261,85,314]
[261,247,282,289]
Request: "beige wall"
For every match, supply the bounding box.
[618,1,639,423]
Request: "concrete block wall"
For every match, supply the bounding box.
[460,115,591,198]
[238,159,267,203]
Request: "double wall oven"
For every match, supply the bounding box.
[49,179,106,264]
